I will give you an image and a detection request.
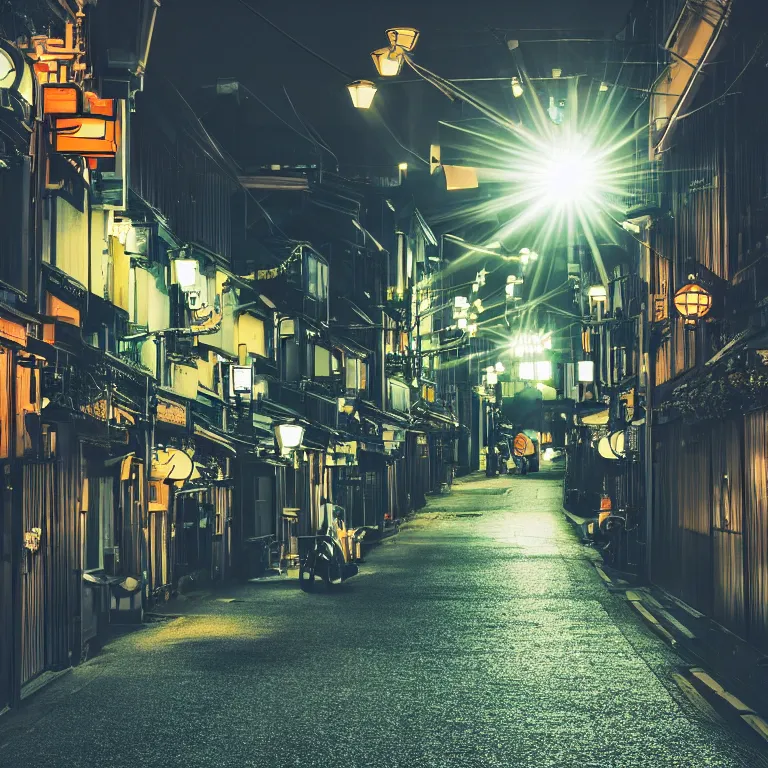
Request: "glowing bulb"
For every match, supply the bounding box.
[511,77,523,98]
[538,139,597,207]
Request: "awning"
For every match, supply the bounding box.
[411,401,459,430]
[356,400,411,429]
[193,422,237,456]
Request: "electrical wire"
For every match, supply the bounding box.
[233,0,353,80]
[376,115,429,165]
[676,35,764,121]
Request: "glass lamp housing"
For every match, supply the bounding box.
[386,28,420,51]
[347,80,377,109]
[371,46,404,77]
[674,280,712,326]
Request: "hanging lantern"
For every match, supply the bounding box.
[511,77,524,98]
[371,46,405,77]
[597,430,626,460]
[674,275,712,328]
[386,28,420,51]
[347,79,377,109]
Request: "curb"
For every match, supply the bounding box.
[593,563,768,746]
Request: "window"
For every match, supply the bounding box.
[314,345,331,378]
[389,380,410,413]
[305,253,328,301]
[85,475,115,571]
[345,357,368,393]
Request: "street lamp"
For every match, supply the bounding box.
[674,276,712,328]
[275,423,305,456]
[371,45,405,77]
[511,77,524,98]
[386,27,420,51]
[347,79,377,109]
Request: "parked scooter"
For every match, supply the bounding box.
[299,503,362,591]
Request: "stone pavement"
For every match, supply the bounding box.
[1,469,767,767]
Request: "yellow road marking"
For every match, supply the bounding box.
[638,593,697,639]
[672,673,722,723]
[595,566,612,584]
[742,714,768,742]
[631,600,677,645]
[690,668,753,713]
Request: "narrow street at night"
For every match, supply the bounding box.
[1,471,765,768]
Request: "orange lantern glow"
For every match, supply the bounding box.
[673,275,712,328]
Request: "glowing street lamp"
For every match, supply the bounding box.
[275,423,305,456]
[347,79,377,109]
[371,45,405,77]
[386,27,420,51]
[511,77,524,98]
[674,276,712,328]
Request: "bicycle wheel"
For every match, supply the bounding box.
[299,551,318,592]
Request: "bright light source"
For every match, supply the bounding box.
[578,360,595,382]
[519,361,535,380]
[457,317,468,329]
[398,162,409,171]
[599,81,609,92]
[511,77,523,98]
[495,361,505,373]
[173,259,199,290]
[537,138,597,208]
[535,360,552,380]
[487,371,498,386]
[588,284,607,302]
[509,332,547,358]
[543,447,556,461]
[454,295,469,308]
[371,46,404,77]
[552,68,562,78]
[386,28,420,51]
[275,423,305,454]
[347,80,377,109]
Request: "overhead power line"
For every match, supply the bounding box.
[234,0,353,80]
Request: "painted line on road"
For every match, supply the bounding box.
[595,565,613,585]
[742,714,768,743]
[630,599,677,645]
[672,672,723,723]
[638,592,697,639]
[690,668,753,713]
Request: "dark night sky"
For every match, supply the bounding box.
[149,1,635,174]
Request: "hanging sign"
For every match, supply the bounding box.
[157,396,187,427]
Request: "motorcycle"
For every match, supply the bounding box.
[299,504,362,591]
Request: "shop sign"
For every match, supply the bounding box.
[157,396,187,427]
[0,318,27,347]
[81,398,108,421]
[152,448,194,482]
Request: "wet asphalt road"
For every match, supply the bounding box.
[2,470,767,767]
